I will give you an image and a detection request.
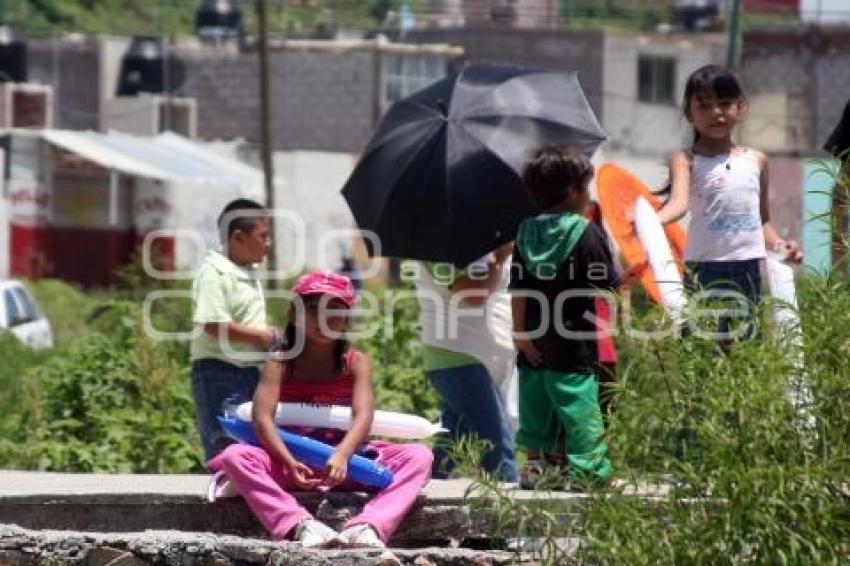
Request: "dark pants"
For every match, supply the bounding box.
[685,259,762,341]
[192,359,260,461]
[427,363,517,482]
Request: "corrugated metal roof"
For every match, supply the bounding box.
[40,129,263,187]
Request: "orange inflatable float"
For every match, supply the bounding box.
[595,163,687,304]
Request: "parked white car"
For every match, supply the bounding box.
[0,280,53,350]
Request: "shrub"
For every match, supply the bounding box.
[24,278,103,345]
[1,274,439,472]
[4,302,203,473]
[578,279,850,564]
[453,276,849,564]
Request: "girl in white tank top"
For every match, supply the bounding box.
[686,148,765,262]
[656,65,802,308]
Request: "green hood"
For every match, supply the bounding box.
[517,212,589,279]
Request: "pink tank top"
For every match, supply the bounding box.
[278,349,359,445]
[685,149,767,262]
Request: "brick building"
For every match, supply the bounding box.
[26,36,108,132]
[425,0,560,29]
[404,27,605,120]
[740,25,850,155]
[20,35,462,154]
[175,38,461,153]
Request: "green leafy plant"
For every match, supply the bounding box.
[446,289,848,563]
[579,291,849,564]
[5,301,203,473]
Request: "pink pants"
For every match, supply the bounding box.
[207,441,433,542]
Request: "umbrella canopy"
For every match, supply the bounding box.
[342,64,606,266]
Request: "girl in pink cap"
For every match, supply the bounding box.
[208,270,433,548]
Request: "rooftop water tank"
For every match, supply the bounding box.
[0,26,26,83]
[196,0,243,43]
[117,36,167,96]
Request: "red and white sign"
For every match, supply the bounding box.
[8,179,50,223]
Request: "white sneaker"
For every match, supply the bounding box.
[339,523,385,548]
[505,537,544,552]
[206,471,239,503]
[294,519,340,548]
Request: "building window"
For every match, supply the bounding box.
[383,54,448,110]
[638,55,676,105]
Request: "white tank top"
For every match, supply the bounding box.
[685,149,766,262]
[413,258,515,391]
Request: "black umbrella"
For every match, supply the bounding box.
[342,64,606,267]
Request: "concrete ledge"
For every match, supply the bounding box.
[0,524,532,565]
[0,472,621,544]
[0,471,672,545]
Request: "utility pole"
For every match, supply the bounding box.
[255,0,277,286]
[726,0,742,68]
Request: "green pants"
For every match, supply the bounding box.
[517,367,613,483]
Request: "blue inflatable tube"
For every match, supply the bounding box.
[218,416,394,489]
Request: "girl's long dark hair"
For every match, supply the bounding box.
[655,65,748,198]
[682,64,746,144]
[278,296,350,374]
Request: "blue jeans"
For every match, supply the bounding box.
[427,363,517,482]
[191,359,260,461]
[685,259,762,304]
[685,259,762,341]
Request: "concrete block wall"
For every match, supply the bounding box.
[173,46,380,153]
[404,28,605,120]
[20,30,848,160]
[272,49,379,153]
[815,48,850,152]
[741,27,850,155]
[176,49,262,143]
[27,38,100,131]
[739,50,813,152]
[24,38,382,154]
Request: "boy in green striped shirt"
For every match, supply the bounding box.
[191,199,277,460]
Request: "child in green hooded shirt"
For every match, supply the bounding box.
[509,146,618,490]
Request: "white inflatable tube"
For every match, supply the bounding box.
[765,254,817,436]
[235,402,446,439]
[633,197,687,324]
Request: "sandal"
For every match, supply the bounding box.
[519,460,547,490]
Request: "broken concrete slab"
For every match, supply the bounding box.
[0,524,542,565]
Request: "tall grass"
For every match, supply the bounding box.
[578,279,849,563]
[448,282,848,564]
[453,162,850,563]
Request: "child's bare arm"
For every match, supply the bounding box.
[449,243,514,306]
[511,293,542,367]
[252,358,321,489]
[657,150,692,224]
[511,293,526,336]
[325,353,375,485]
[336,354,374,455]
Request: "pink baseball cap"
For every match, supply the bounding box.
[291,270,356,307]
